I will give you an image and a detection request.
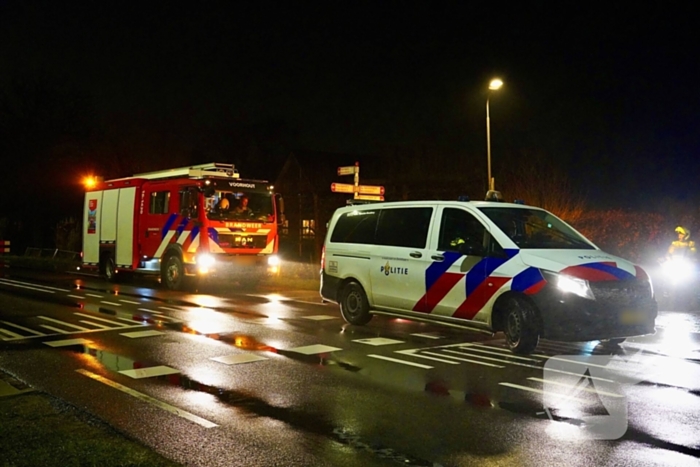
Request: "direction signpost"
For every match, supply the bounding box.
[331,162,385,201]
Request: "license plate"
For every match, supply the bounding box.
[619,310,645,325]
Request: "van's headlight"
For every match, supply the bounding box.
[557,274,595,300]
[196,254,216,274]
[267,255,281,267]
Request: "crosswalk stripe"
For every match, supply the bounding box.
[0,321,44,336]
[74,313,130,327]
[38,316,89,331]
[367,354,433,369]
[527,377,624,398]
[499,382,587,403]
[0,327,23,338]
[78,321,110,329]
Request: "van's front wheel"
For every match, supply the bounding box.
[503,296,539,354]
[339,281,372,325]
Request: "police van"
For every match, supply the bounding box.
[320,198,657,354]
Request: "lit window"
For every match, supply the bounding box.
[302,219,315,238]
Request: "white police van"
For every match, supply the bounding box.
[320,198,657,354]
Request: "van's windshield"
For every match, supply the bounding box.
[478,207,594,250]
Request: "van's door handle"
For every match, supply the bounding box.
[431,254,444,261]
[409,252,422,258]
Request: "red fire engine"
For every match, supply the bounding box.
[81,162,282,290]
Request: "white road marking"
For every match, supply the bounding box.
[38,316,90,331]
[0,280,55,293]
[39,325,69,334]
[158,306,181,312]
[286,344,343,355]
[458,344,542,362]
[395,349,459,365]
[352,337,404,346]
[86,293,103,298]
[443,349,615,382]
[44,338,92,347]
[74,313,130,327]
[117,317,144,324]
[0,278,69,292]
[0,328,23,338]
[300,315,337,320]
[368,354,433,369]
[100,301,122,307]
[119,299,142,305]
[138,308,164,315]
[420,350,506,368]
[76,369,217,428]
[78,321,110,329]
[119,365,180,379]
[67,294,85,299]
[410,333,444,339]
[0,321,44,336]
[211,354,269,365]
[499,382,587,403]
[120,330,165,339]
[527,377,624,398]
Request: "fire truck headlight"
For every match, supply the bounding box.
[267,255,281,267]
[196,254,216,274]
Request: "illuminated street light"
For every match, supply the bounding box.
[486,78,503,191]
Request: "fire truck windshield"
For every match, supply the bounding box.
[206,191,274,222]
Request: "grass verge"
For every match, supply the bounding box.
[0,391,181,467]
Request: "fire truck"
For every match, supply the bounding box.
[81,162,282,290]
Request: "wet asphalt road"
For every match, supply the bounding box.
[0,269,699,467]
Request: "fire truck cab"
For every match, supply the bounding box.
[82,163,281,290]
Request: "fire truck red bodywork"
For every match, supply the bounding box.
[82,163,280,289]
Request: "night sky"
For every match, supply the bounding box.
[1,2,699,229]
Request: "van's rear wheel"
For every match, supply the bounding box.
[161,255,184,290]
[339,281,372,325]
[503,296,539,354]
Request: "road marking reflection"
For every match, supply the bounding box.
[75,369,217,428]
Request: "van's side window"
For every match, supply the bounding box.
[375,208,433,248]
[330,210,379,244]
[438,208,487,252]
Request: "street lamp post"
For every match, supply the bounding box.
[486,78,503,192]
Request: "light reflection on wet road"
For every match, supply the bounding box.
[1,270,700,466]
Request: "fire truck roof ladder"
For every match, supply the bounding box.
[133,162,240,180]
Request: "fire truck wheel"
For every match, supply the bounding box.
[101,255,118,283]
[503,296,539,354]
[162,255,184,290]
[339,281,372,325]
